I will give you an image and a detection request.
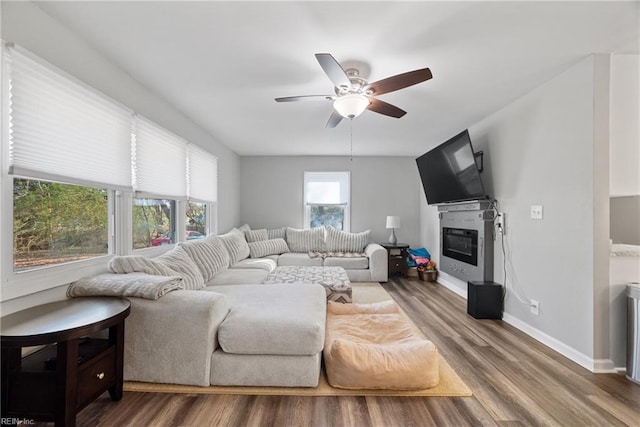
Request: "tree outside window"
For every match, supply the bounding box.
[13,179,109,271]
[133,198,176,249]
[304,171,350,231]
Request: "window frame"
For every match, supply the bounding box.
[1,175,117,300]
[0,43,219,302]
[303,171,351,231]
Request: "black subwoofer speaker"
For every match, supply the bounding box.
[467,281,503,319]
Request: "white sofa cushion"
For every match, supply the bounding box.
[218,228,250,266]
[206,268,269,286]
[267,227,286,240]
[248,238,290,258]
[179,235,229,282]
[325,226,370,252]
[286,226,325,252]
[323,256,369,270]
[245,228,268,243]
[277,252,323,267]
[108,246,205,290]
[231,258,277,272]
[212,284,326,356]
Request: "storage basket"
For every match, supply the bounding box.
[418,269,437,282]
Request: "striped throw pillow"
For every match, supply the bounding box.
[325,226,370,252]
[248,238,290,258]
[267,227,286,240]
[286,226,326,252]
[179,235,230,282]
[218,228,250,266]
[245,228,268,243]
[108,246,205,290]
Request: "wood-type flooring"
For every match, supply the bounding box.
[67,277,640,426]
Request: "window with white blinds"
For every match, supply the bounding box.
[5,44,133,190]
[303,171,350,231]
[187,144,218,202]
[133,116,187,198]
[304,171,350,206]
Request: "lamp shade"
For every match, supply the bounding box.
[333,94,370,118]
[386,216,400,229]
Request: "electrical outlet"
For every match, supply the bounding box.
[531,205,543,219]
[530,299,540,316]
[496,212,506,235]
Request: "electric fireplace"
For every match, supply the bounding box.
[438,201,494,282]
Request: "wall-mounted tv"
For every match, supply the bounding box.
[416,130,489,205]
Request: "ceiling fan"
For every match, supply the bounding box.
[275,53,432,128]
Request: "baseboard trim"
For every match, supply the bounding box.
[436,273,467,299]
[434,275,616,374]
[502,313,617,373]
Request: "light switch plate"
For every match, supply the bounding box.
[530,205,543,219]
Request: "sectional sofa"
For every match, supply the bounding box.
[72,225,388,387]
[207,225,388,284]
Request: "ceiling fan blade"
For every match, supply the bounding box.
[275,95,334,102]
[326,110,343,128]
[315,53,351,89]
[367,98,407,118]
[366,68,432,96]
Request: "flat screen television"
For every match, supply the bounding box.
[416,130,489,205]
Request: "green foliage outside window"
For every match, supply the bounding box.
[13,179,108,271]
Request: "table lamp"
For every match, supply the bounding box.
[386,216,400,244]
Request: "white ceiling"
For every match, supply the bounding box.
[34,1,639,157]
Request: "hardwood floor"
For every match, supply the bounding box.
[70,276,640,426]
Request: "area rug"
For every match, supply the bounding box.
[124,282,472,397]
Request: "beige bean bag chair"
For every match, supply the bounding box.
[324,300,439,390]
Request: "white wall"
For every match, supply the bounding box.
[610,54,640,197]
[421,56,612,370]
[0,2,241,311]
[1,2,240,233]
[240,156,424,248]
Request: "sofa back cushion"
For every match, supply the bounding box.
[179,235,230,282]
[325,226,371,252]
[267,227,286,240]
[248,238,290,258]
[286,226,326,252]
[108,246,205,290]
[218,228,250,266]
[245,228,268,243]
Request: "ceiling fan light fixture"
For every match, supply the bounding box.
[333,94,370,119]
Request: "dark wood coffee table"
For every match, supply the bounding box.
[1,297,130,427]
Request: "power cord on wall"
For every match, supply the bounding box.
[490,199,534,308]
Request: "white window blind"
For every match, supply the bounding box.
[133,115,187,198]
[5,44,133,190]
[187,144,217,202]
[304,171,350,205]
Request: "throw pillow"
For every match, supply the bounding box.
[108,246,205,290]
[325,226,370,252]
[179,235,230,282]
[237,224,251,232]
[248,238,290,258]
[218,228,250,266]
[286,226,326,252]
[267,227,286,240]
[245,228,268,243]
[154,246,206,290]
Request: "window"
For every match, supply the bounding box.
[304,171,350,231]
[13,178,110,271]
[1,43,219,300]
[133,198,176,249]
[186,201,207,237]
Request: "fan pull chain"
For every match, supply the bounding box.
[350,118,353,161]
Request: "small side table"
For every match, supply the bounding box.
[380,243,410,279]
[1,297,131,427]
